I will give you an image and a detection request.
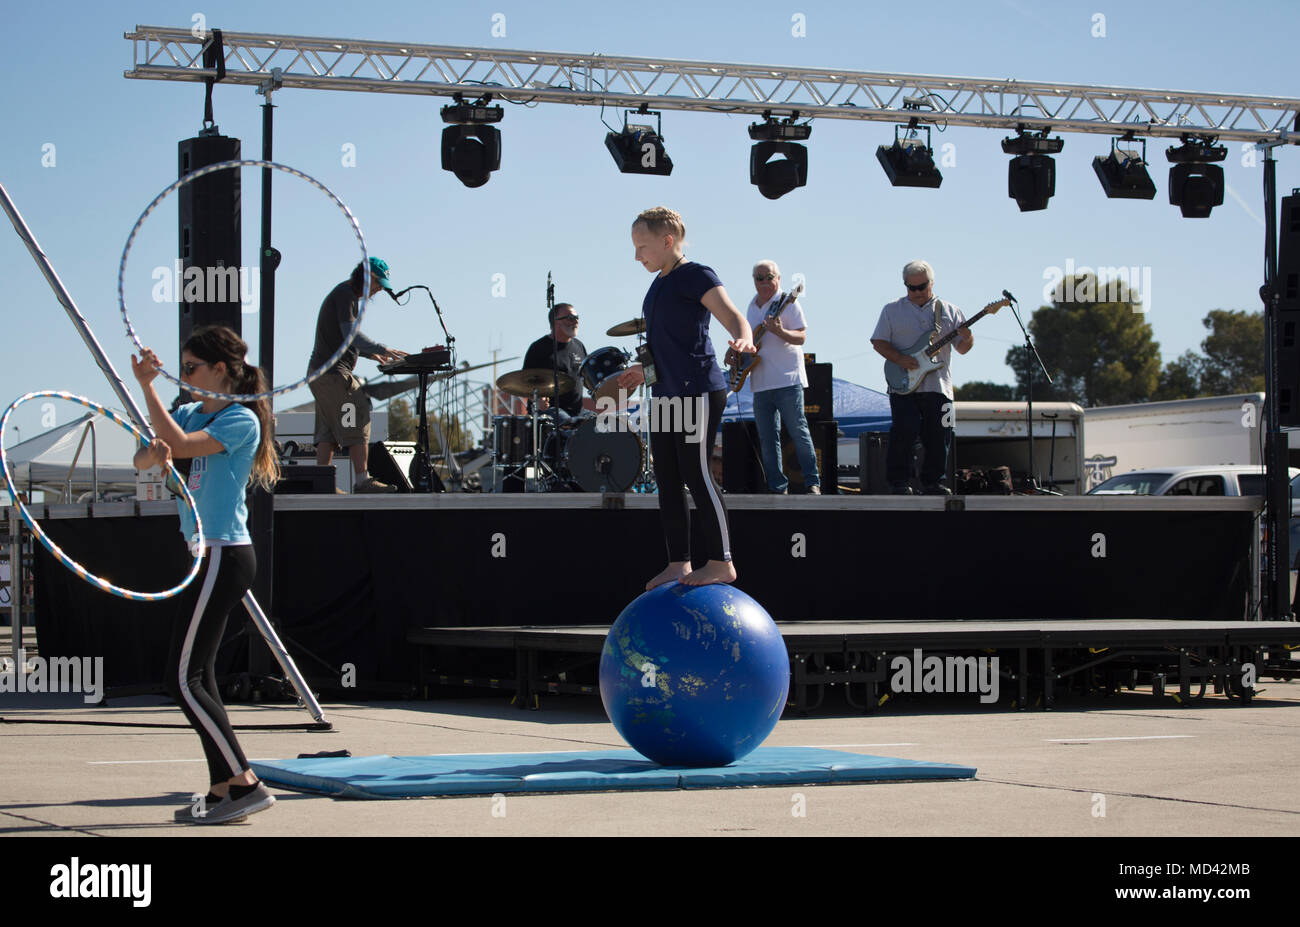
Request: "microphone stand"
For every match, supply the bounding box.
[1006,294,1058,494]
[546,272,561,491]
[388,285,457,490]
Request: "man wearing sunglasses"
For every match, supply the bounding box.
[745,261,821,495]
[870,260,971,495]
[522,303,588,424]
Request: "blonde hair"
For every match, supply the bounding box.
[633,206,685,244]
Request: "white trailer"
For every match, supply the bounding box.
[1083,394,1266,491]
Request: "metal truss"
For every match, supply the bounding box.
[125,25,1299,143]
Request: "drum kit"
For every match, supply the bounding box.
[491,317,654,493]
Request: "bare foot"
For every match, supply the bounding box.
[679,559,737,586]
[646,561,691,590]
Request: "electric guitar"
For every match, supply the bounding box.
[882,296,1009,394]
[725,282,804,392]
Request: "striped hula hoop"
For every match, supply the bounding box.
[117,159,370,404]
[0,391,204,601]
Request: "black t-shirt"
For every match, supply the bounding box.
[641,262,726,397]
[523,335,587,416]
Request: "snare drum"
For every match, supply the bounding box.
[579,346,633,405]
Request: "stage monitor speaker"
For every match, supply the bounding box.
[804,361,834,422]
[781,419,838,494]
[368,441,415,492]
[722,421,765,492]
[178,133,242,353]
[275,465,336,495]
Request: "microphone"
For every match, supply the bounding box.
[387,286,413,303]
[1002,289,1018,303]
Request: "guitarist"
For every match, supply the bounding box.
[869,260,972,495]
[745,261,821,495]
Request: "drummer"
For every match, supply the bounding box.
[523,303,590,424]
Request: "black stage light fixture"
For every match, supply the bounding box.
[748,112,811,200]
[1093,137,1156,199]
[1165,136,1227,218]
[440,94,504,188]
[606,109,673,175]
[1002,128,1064,212]
[877,124,942,188]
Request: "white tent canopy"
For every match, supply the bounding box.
[3,410,142,501]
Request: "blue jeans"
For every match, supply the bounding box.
[752,384,820,493]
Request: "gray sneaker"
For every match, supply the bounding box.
[353,476,398,494]
[187,784,275,825]
[174,794,248,824]
[807,485,822,495]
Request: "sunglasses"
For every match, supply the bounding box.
[181,361,209,376]
[754,274,777,282]
[906,282,930,292]
[557,315,579,323]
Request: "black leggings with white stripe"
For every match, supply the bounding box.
[164,544,256,786]
[649,390,730,563]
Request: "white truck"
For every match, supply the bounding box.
[1082,393,1268,491]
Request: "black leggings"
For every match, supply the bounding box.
[649,390,730,563]
[165,544,256,786]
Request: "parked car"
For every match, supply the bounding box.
[1087,465,1300,497]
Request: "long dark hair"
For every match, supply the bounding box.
[182,326,280,491]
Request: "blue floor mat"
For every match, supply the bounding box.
[252,747,976,798]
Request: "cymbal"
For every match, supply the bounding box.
[496,368,576,398]
[606,318,646,337]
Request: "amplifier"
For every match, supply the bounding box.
[275,465,336,495]
[722,421,765,493]
[782,419,838,494]
[804,361,833,422]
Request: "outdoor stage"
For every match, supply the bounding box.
[20,493,1299,709]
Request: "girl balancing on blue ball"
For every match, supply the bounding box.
[131,326,280,825]
[618,206,755,590]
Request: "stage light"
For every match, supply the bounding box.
[440,95,503,188]
[748,113,811,200]
[1093,138,1156,199]
[1002,129,1064,212]
[1165,136,1227,218]
[877,124,942,188]
[605,109,673,175]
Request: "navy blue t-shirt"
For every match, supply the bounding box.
[642,262,727,397]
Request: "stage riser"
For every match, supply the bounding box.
[31,504,1254,692]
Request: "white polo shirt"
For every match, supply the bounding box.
[745,292,808,392]
[871,295,966,398]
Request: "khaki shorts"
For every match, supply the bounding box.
[310,370,372,448]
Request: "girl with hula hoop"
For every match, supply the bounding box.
[131,326,280,825]
[618,206,754,590]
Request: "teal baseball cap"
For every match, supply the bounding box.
[365,256,393,291]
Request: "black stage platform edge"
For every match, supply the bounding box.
[409,619,1300,713]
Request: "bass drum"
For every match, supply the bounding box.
[560,416,643,492]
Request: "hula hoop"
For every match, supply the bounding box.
[117,159,370,404]
[0,391,205,602]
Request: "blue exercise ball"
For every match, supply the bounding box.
[599,582,790,767]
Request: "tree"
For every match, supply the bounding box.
[1005,274,1160,407]
[1153,351,1202,401]
[954,381,1019,401]
[1198,309,1264,395]
[387,397,416,441]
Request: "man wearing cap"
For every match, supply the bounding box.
[308,257,409,493]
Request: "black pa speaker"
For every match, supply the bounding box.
[178,133,242,353]
[1278,194,1300,427]
[722,421,765,492]
[804,361,833,422]
[781,419,838,494]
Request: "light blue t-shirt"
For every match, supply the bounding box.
[172,402,260,545]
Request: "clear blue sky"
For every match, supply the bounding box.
[2,0,1298,453]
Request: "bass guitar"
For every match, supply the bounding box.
[725,282,804,392]
[883,296,1009,394]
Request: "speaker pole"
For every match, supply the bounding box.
[249,71,282,677]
